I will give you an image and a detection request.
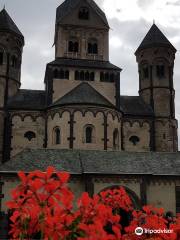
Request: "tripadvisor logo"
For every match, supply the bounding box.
[135,227,143,236]
[135,227,173,235]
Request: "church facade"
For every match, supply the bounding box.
[0,0,180,220]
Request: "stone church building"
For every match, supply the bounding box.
[0,0,180,222]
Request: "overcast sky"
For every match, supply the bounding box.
[1,0,180,143]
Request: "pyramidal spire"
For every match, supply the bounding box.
[0,8,24,40]
[135,24,176,54]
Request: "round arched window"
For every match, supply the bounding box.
[54,127,61,145]
[129,136,140,146]
[24,131,36,141]
[78,7,89,20]
[84,125,95,143]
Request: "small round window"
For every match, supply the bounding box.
[129,136,140,146]
[24,131,36,141]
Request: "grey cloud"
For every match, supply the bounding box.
[137,0,155,9]
[166,1,180,6]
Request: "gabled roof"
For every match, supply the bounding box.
[120,96,153,116]
[56,0,109,27]
[1,149,180,176]
[51,82,114,108]
[7,90,46,110]
[0,9,24,41]
[48,58,121,71]
[135,24,176,54]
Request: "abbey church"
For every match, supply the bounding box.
[0,0,180,221]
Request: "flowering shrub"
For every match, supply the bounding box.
[6,167,180,240]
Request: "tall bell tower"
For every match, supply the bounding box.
[135,24,178,152]
[0,8,24,162]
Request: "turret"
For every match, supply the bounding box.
[0,8,24,107]
[135,24,178,151]
[0,8,24,162]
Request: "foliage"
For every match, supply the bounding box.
[6,167,180,240]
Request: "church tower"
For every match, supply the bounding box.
[45,0,121,108]
[0,8,24,162]
[135,24,178,152]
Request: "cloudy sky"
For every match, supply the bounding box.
[1,0,180,140]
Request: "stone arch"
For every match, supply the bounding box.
[83,110,96,118]
[100,185,141,209]
[94,109,105,118]
[124,121,133,128]
[11,114,23,122]
[74,109,84,117]
[132,121,141,128]
[60,110,70,118]
[51,111,61,120]
[22,114,36,122]
[141,121,150,129]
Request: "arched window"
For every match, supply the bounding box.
[24,131,36,141]
[68,39,79,53]
[53,69,58,78]
[74,42,79,52]
[84,125,95,143]
[0,52,3,65]
[75,71,79,80]
[88,39,98,54]
[110,73,115,82]
[142,65,149,79]
[11,55,18,68]
[60,69,64,79]
[68,41,74,52]
[54,127,61,145]
[129,136,140,146]
[79,7,89,20]
[86,127,93,143]
[90,72,95,81]
[156,65,165,78]
[93,43,98,54]
[100,72,105,82]
[105,72,109,81]
[113,129,119,150]
[80,71,85,80]
[65,70,69,79]
[85,71,90,81]
[88,43,93,54]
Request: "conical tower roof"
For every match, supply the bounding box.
[0,8,24,41]
[135,24,176,54]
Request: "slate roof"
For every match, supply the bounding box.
[51,82,114,108]
[0,9,24,41]
[6,88,154,116]
[48,58,121,71]
[7,89,46,110]
[135,24,176,54]
[1,149,180,176]
[120,96,153,116]
[56,0,109,27]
